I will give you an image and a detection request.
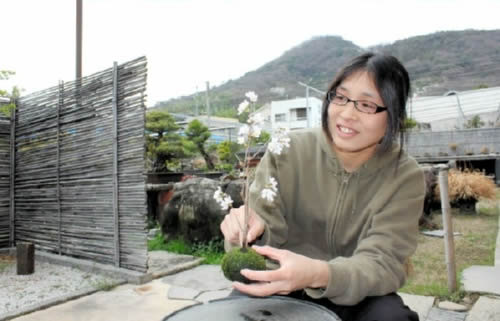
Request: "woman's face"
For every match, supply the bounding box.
[327,71,388,157]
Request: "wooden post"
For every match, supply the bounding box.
[437,165,457,292]
[17,242,34,275]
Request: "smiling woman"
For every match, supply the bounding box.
[220,52,425,321]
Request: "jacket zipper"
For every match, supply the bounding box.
[328,171,351,256]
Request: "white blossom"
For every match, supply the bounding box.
[245,91,258,103]
[260,177,278,203]
[250,124,262,138]
[237,125,250,144]
[269,177,278,192]
[238,100,250,115]
[214,187,233,211]
[249,113,264,126]
[267,127,290,155]
[261,188,276,202]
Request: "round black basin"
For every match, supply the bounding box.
[163,296,341,321]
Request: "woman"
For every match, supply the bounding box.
[221,52,425,321]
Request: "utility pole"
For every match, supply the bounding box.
[445,91,466,129]
[298,82,324,128]
[195,85,199,117]
[205,81,211,128]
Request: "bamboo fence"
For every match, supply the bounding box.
[0,115,10,248]
[2,56,148,272]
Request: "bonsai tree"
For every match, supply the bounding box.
[214,91,290,282]
[146,110,190,172]
[185,119,215,170]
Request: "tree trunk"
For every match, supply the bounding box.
[17,242,35,275]
[200,147,214,170]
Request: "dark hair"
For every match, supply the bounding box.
[321,52,410,157]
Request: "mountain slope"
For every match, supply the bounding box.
[155,29,500,116]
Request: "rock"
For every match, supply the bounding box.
[159,177,235,244]
[438,301,468,312]
[420,166,439,228]
[148,228,160,240]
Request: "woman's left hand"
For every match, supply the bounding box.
[233,245,330,297]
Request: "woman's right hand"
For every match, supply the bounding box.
[220,205,265,246]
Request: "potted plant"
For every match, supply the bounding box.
[214,91,290,283]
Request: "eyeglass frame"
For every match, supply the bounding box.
[327,91,387,114]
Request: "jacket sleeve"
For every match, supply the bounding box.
[305,158,425,305]
[248,149,289,248]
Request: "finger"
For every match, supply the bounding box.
[232,281,286,297]
[221,216,240,244]
[251,245,285,261]
[247,219,264,243]
[241,268,283,283]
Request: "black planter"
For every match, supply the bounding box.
[163,296,341,321]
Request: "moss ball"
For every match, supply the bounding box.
[221,247,266,283]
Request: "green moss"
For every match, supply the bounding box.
[221,247,266,283]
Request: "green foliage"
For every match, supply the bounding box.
[0,70,15,80]
[145,110,190,172]
[464,115,485,129]
[238,110,250,124]
[404,118,418,129]
[185,119,211,145]
[217,141,241,163]
[221,247,267,283]
[254,130,271,145]
[0,70,20,117]
[215,163,234,172]
[185,119,215,169]
[148,234,225,265]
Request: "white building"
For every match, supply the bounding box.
[255,97,323,131]
[409,87,500,131]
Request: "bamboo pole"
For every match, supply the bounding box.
[9,104,16,247]
[437,164,457,292]
[57,81,63,254]
[112,61,120,267]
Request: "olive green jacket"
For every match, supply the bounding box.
[248,127,425,305]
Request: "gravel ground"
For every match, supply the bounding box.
[0,255,123,315]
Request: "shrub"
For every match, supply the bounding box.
[480,146,490,154]
[434,169,496,206]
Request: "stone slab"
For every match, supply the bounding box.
[421,230,461,238]
[462,266,500,295]
[148,251,203,279]
[5,279,195,321]
[196,289,232,303]
[426,307,467,321]
[168,285,201,300]
[162,264,232,292]
[466,296,500,321]
[398,292,434,321]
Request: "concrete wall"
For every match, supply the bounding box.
[406,128,500,158]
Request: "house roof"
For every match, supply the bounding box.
[271,97,323,109]
[409,86,500,123]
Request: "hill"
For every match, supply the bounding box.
[154,29,500,117]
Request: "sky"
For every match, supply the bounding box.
[1,0,500,106]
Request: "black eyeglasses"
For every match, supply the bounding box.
[327,92,387,114]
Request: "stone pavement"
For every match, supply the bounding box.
[7,262,499,321]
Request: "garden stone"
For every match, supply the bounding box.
[438,301,468,312]
[159,177,230,243]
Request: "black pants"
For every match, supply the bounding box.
[288,290,419,321]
